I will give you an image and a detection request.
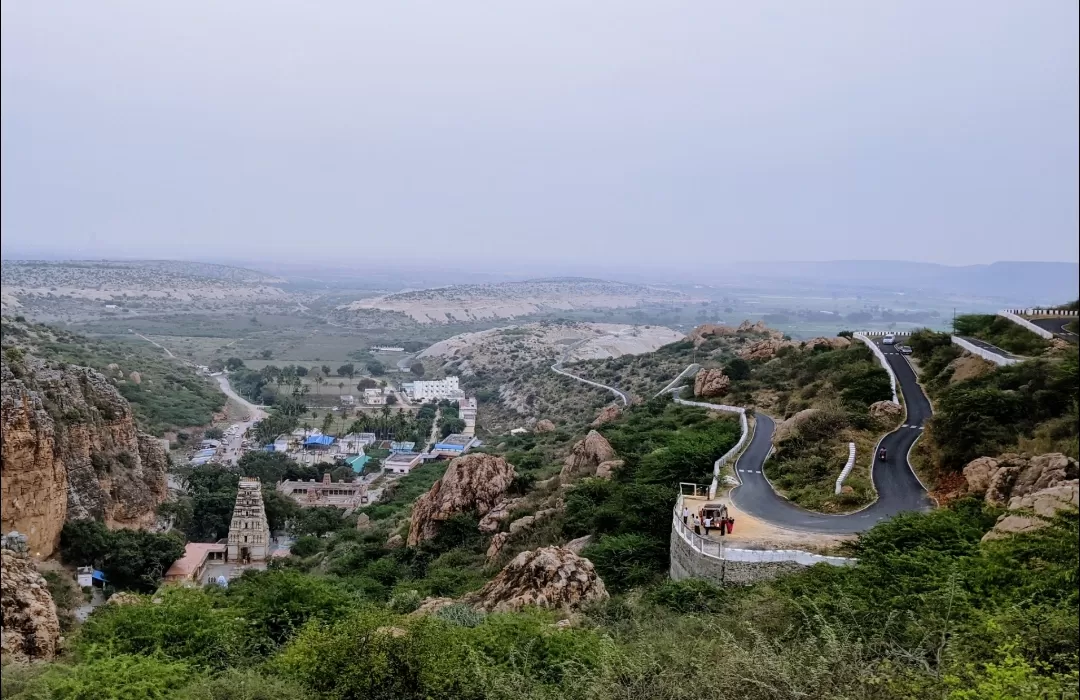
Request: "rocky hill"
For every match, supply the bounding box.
[1,541,61,662]
[337,278,690,325]
[1,348,169,557]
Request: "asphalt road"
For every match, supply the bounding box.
[956,335,1023,360]
[1029,317,1079,344]
[551,340,630,405]
[728,339,932,534]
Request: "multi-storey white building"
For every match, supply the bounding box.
[407,376,462,401]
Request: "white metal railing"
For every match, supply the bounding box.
[673,397,749,498]
[672,495,855,567]
[550,363,628,406]
[996,310,1054,340]
[1002,308,1078,318]
[853,332,900,404]
[833,442,857,494]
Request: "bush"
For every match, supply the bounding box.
[290,535,324,558]
[647,578,726,613]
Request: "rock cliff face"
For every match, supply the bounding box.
[1,546,61,662]
[1,357,169,557]
[465,546,608,613]
[559,430,616,483]
[407,453,516,546]
[959,453,1079,541]
[693,369,730,398]
[590,405,621,427]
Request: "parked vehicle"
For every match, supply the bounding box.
[883,334,896,345]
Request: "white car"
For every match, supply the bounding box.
[882,334,896,345]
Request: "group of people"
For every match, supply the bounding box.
[683,504,736,537]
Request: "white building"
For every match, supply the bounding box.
[338,433,372,454]
[407,376,461,401]
[384,452,423,474]
[272,435,291,453]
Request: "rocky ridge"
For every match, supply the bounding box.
[693,368,731,398]
[464,546,609,613]
[1,354,169,557]
[1,542,61,662]
[959,453,1079,540]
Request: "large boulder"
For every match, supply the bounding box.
[486,532,510,561]
[594,459,624,479]
[534,419,556,433]
[868,400,902,423]
[960,453,1080,541]
[477,498,521,534]
[464,546,609,613]
[1,547,61,662]
[590,405,621,427]
[772,408,821,445]
[559,431,616,483]
[693,369,730,398]
[408,454,516,546]
[738,338,794,361]
[804,337,851,351]
[687,324,736,347]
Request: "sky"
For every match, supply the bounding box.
[2,1,1078,269]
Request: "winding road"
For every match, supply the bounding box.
[554,338,932,534]
[551,339,630,406]
[1029,316,1079,344]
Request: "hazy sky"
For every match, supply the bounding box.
[3,2,1077,268]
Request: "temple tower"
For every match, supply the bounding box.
[227,477,269,563]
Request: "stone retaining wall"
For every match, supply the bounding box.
[669,527,804,585]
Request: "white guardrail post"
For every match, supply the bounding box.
[996,310,1055,340]
[834,442,857,494]
[853,333,899,404]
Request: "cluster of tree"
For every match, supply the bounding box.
[953,313,1052,356]
[347,404,435,445]
[564,400,741,590]
[58,520,185,593]
[437,400,465,438]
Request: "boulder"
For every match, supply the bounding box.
[590,405,621,427]
[772,408,821,445]
[508,516,535,534]
[559,430,617,483]
[411,597,456,616]
[693,368,730,398]
[128,371,142,385]
[984,482,1079,541]
[464,546,609,613]
[737,320,780,338]
[478,498,521,534]
[534,419,556,433]
[565,535,592,554]
[738,338,794,361]
[594,459,624,479]
[0,547,61,662]
[687,324,736,347]
[355,513,371,530]
[407,454,516,546]
[868,400,902,423]
[804,337,851,351]
[486,532,510,561]
[962,453,1078,505]
[385,534,404,549]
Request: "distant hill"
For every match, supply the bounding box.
[722,260,1079,305]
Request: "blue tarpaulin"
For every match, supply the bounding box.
[92,570,107,582]
[304,435,335,447]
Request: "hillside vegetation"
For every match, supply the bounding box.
[953,314,1052,356]
[908,328,1079,474]
[0,318,225,435]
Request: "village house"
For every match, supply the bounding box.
[163,543,227,585]
[432,433,477,457]
[383,452,423,474]
[363,388,386,405]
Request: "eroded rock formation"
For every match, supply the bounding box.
[868,400,903,423]
[959,453,1079,541]
[407,453,516,546]
[559,430,616,483]
[738,338,795,361]
[478,498,521,533]
[464,546,609,613]
[2,356,170,557]
[803,337,851,351]
[1,546,61,662]
[590,405,621,427]
[534,419,556,433]
[693,368,731,398]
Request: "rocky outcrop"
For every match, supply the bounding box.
[534,419,556,433]
[738,338,795,361]
[946,355,995,384]
[959,453,1080,541]
[407,454,516,546]
[478,498,521,533]
[693,369,730,398]
[772,408,821,445]
[687,324,736,347]
[594,459,624,479]
[804,337,851,351]
[486,532,510,561]
[565,535,592,554]
[2,356,170,558]
[868,400,903,423]
[590,405,621,427]
[1,546,61,662]
[464,546,609,613]
[559,431,616,483]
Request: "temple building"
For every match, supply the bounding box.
[227,477,270,564]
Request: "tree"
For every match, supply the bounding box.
[410,362,425,377]
[321,365,332,377]
[723,358,752,381]
[294,366,309,377]
[337,381,345,395]
[320,412,334,435]
[357,378,377,391]
[260,349,273,359]
[290,507,345,538]
[313,374,325,395]
[366,360,385,376]
[225,357,245,371]
[204,427,224,440]
[262,488,299,532]
[337,363,355,379]
[386,394,398,406]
